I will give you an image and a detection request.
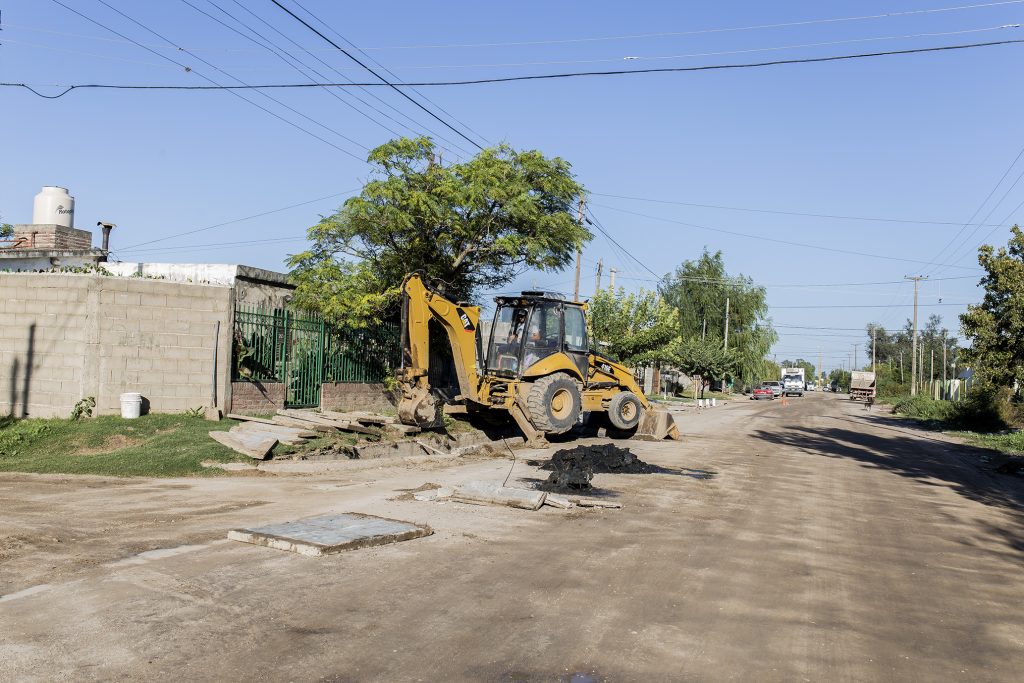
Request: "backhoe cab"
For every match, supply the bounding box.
[397,273,680,447]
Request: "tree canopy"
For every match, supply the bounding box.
[659,249,776,388]
[960,224,1024,390]
[288,137,590,324]
[589,287,679,367]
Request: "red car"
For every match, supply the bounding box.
[751,386,775,400]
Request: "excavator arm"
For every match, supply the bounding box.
[397,273,482,426]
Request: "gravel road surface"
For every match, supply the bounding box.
[1,394,1022,681]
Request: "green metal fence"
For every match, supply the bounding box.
[233,305,400,408]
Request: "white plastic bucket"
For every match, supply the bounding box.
[120,392,142,419]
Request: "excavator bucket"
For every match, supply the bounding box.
[635,407,682,441]
[398,384,440,428]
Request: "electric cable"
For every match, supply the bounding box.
[9,38,1023,98]
[116,189,357,251]
[355,1,1024,50]
[355,24,1022,71]
[268,0,484,151]
[47,0,368,161]
[589,191,1011,227]
[921,142,1024,275]
[209,0,476,159]
[590,202,981,270]
[286,0,490,148]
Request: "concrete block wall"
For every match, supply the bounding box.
[0,273,234,418]
[229,381,285,415]
[321,382,395,413]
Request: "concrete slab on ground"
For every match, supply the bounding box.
[228,512,432,556]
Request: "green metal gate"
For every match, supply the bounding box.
[233,305,400,409]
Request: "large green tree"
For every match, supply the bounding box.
[288,137,590,324]
[659,249,776,389]
[960,225,1024,390]
[589,287,679,366]
[667,337,737,398]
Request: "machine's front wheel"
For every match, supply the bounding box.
[607,391,643,430]
[526,373,581,434]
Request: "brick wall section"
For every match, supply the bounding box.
[321,382,395,413]
[0,273,233,418]
[12,224,92,250]
[229,381,284,415]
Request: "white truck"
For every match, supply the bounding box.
[781,367,805,397]
[850,371,877,401]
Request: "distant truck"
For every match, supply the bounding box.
[850,371,877,401]
[781,367,805,397]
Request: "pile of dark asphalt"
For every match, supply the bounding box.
[539,444,659,491]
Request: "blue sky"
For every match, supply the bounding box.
[3,0,1024,374]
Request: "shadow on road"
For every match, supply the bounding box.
[752,416,1024,516]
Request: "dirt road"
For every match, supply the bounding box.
[2,395,1022,681]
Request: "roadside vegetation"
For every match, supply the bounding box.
[0,414,250,477]
[864,227,1024,459]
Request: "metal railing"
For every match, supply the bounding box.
[233,305,400,408]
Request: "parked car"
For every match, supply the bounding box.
[762,380,783,398]
[751,385,775,400]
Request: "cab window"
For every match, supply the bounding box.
[523,303,562,368]
[564,306,587,352]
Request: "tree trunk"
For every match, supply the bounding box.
[651,363,662,395]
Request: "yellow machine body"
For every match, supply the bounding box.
[397,273,680,445]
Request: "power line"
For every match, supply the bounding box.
[286,0,490,148]
[116,189,357,251]
[14,1,1022,52]
[932,155,1024,273]
[590,191,1011,227]
[921,142,1024,274]
[179,0,408,145]
[772,302,970,309]
[590,202,981,270]
[353,1,1024,50]
[617,273,978,288]
[583,207,661,279]
[202,0,476,159]
[10,38,1024,98]
[48,0,368,161]
[115,235,307,256]
[267,0,483,151]
[348,25,1022,71]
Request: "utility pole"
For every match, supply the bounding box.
[608,268,617,290]
[594,258,603,293]
[930,348,935,397]
[871,326,877,372]
[853,344,860,372]
[943,336,948,400]
[723,296,730,350]
[572,196,585,301]
[905,275,927,395]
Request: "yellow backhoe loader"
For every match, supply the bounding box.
[396,273,680,446]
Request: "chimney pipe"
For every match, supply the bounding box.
[97,221,115,262]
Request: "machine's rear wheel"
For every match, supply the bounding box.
[526,373,581,434]
[607,391,643,430]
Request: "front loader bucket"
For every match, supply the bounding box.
[635,408,681,441]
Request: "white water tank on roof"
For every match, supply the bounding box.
[33,186,75,227]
